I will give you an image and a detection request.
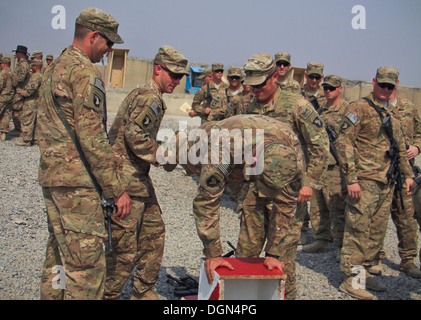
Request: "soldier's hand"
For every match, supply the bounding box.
[188,110,195,118]
[113,191,132,220]
[205,107,211,115]
[205,257,234,284]
[297,186,313,204]
[406,178,414,196]
[263,256,284,272]
[347,183,361,201]
[407,145,420,160]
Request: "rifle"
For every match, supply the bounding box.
[363,98,405,209]
[325,123,340,165]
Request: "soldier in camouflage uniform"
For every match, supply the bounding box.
[162,114,304,298]
[191,63,228,123]
[274,52,300,93]
[372,85,421,278]
[302,75,348,257]
[0,57,15,141]
[336,66,414,300]
[300,62,327,244]
[223,66,245,118]
[15,59,43,146]
[11,45,31,134]
[244,53,330,299]
[36,8,131,300]
[104,46,190,300]
[188,67,211,118]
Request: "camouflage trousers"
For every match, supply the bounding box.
[40,187,107,300]
[340,180,394,277]
[19,100,37,142]
[104,189,165,300]
[0,103,12,133]
[236,181,301,300]
[309,165,346,247]
[12,98,24,132]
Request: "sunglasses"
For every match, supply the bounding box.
[323,86,337,92]
[214,70,224,73]
[377,82,395,90]
[162,66,184,80]
[276,61,290,67]
[250,72,275,89]
[308,74,322,81]
[229,76,240,80]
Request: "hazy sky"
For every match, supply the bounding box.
[1,0,421,86]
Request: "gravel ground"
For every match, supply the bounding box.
[0,115,420,301]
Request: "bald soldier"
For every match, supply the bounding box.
[336,66,414,300]
[36,8,131,300]
[243,53,330,299]
[105,46,190,300]
[161,114,304,297]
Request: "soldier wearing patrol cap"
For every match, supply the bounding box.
[188,67,211,118]
[274,52,300,93]
[162,114,305,294]
[222,66,244,118]
[0,57,15,141]
[46,54,54,66]
[303,75,348,257]
[191,63,228,123]
[244,53,330,299]
[37,7,131,300]
[105,45,189,300]
[11,45,31,135]
[336,66,414,300]
[15,59,43,146]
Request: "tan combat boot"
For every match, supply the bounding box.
[400,262,421,278]
[339,276,374,300]
[15,141,32,147]
[367,260,382,276]
[302,240,329,253]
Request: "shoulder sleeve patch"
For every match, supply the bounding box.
[84,76,106,113]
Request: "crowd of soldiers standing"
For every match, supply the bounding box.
[0,46,54,145]
[1,7,420,301]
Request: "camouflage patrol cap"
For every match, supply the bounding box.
[307,62,324,76]
[274,52,291,64]
[228,66,243,78]
[198,67,212,79]
[46,54,54,60]
[256,143,302,197]
[212,63,224,71]
[243,53,276,86]
[1,57,11,65]
[323,75,342,87]
[31,51,43,60]
[376,66,399,86]
[76,8,124,44]
[31,59,43,67]
[154,45,189,76]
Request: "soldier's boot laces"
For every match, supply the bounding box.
[399,262,421,278]
[339,276,373,300]
[302,240,329,253]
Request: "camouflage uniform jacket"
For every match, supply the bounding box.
[111,79,166,197]
[388,96,421,151]
[277,77,301,93]
[36,45,125,200]
[191,115,304,257]
[336,93,413,185]
[21,72,42,101]
[301,86,327,110]
[191,81,228,121]
[13,59,31,93]
[318,99,349,166]
[0,68,15,107]
[246,87,329,190]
